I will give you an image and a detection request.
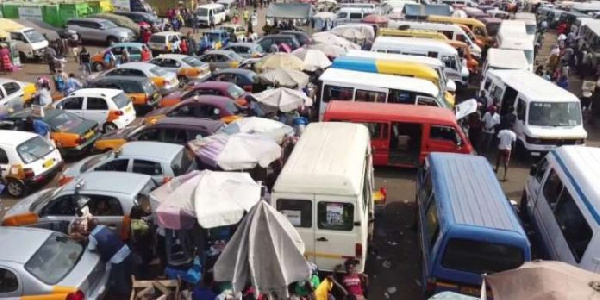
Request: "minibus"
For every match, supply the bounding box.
[272,122,375,272]
[495,33,534,71]
[378,28,450,40]
[417,152,531,297]
[426,15,492,45]
[497,20,534,44]
[194,4,226,26]
[482,48,529,75]
[580,22,600,67]
[480,69,587,157]
[317,68,442,120]
[346,50,458,94]
[522,146,600,272]
[371,37,469,88]
[514,12,537,38]
[323,101,472,167]
[336,7,374,25]
[331,56,456,106]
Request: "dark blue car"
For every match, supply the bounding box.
[198,30,230,54]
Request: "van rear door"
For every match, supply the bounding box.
[275,196,316,264]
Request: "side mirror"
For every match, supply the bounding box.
[529,164,537,176]
[446,80,457,93]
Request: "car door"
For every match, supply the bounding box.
[0,147,11,185]
[534,168,564,258]
[83,97,110,126]
[166,104,196,118]
[94,158,130,172]
[1,82,24,110]
[425,125,464,156]
[87,195,126,234]
[161,128,188,145]
[213,54,230,69]
[127,46,142,62]
[314,196,357,271]
[38,194,79,224]
[55,96,85,118]
[160,58,181,74]
[131,159,164,183]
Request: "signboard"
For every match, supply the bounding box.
[112,0,131,12]
[18,7,43,21]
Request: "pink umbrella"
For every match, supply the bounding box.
[362,14,389,26]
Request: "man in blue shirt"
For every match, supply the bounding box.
[66,73,83,94]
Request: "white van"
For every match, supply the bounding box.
[482,48,529,75]
[480,69,587,157]
[216,0,237,20]
[522,146,600,271]
[371,37,469,88]
[496,33,535,71]
[0,131,64,197]
[514,12,537,37]
[387,20,482,57]
[336,7,374,25]
[346,49,457,93]
[497,19,535,45]
[272,122,375,272]
[9,27,48,60]
[194,4,226,27]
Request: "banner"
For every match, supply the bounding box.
[18,7,43,21]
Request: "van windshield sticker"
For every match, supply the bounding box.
[282,210,302,226]
[325,204,344,226]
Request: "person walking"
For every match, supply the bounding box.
[186,32,197,55]
[243,8,250,25]
[180,37,188,55]
[481,106,500,154]
[79,47,91,76]
[142,28,152,44]
[0,45,12,73]
[141,45,152,62]
[495,127,517,181]
[66,73,83,94]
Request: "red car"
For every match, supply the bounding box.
[159,81,252,107]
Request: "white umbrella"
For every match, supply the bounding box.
[332,28,366,43]
[221,117,294,143]
[312,32,361,50]
[291,48,332,71]
[308,42,347,57]
[149,170,261,229]
[317,0,336,4]
[252,87,313,112]
[313,11,337,20]
[260,68,309,88]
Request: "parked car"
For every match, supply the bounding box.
[162,81,251,107]
[66,17,135,44]
[90,42,147,71]
[280,30,311,46]
[114,11,163,28]
[3,171,156,240]
[196,50,245,71]
[0,78,37,111]
[256,34,301,52]
[87,12,141,36]
[87,76,161,113]
[0,131,64,197]
[0,227,109,299]
[53,88,136,132]
[222,42,264,58]
[148,31,181,55]
[61,141,196,185]
[150,54,211,86]
[203,68,258,92]
[217,24,246,40]
[0,107,101,156]
[198,30,230,53]
[144,95,242,125]
[93,117,224,152]
[100,62,179,94]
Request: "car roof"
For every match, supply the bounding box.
[70,88,122,97]
[119,141,183,161]
[181,95,233,106]
[63,171,152,195]
[73,17,108,23]
[0,227,53,264]
[205,29,228,34]
[263,34,295,39]
[118,62,156,70]
[206,50,237,56]
[226,42,259,47]
[93,75,149,83]
[152,31,181,36]
[110,42,145,48]
[9,107,63,120]
[324,101,457,125]
[0,78,20,84]
[195,81,235,89]
[0,131,38,147]
[155,117,224,131]
[156,54,188,60]
[213,68,256,76]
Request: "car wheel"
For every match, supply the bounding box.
[106,36,118,45]
[103,122,118,133]
[6,179,25,198]
[177,76,188,87]
[18,51,27,62]
[93,62,104,72]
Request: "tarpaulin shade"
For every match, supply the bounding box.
[266,3,313,19]
[403,4,452,18]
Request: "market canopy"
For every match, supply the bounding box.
[403,4,452,18]
[266,3,313,19]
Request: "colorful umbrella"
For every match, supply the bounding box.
[259,53,305,71]
[260,68,310,88]
[362,14,389,25]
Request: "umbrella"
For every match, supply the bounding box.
[260,68,309,88]
[308,43,347,57]
[188,133,282,170]
[313,11,337,20]
[333,28,366,43]
[221,117,294,143]
[452,10,468,18]
[317,0,336,4]
[455,99,478,120]
[485,261,600,300]
[252,87,313,112]
[330,24,375,41]
[213,200,311,297]
[149,170,261,229]
[362,14,389,25]
[259,53,305,71]
[312,31,345,45]
[291,48,332,71]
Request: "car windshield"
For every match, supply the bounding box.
[150,67,168,76]
[47,112,84,132]
[23,29,46,43]
[113,92,131,108]
[182,56,204,67]
[149,35,166,43]
[81,151,112,172]
[227,85,244,98]
[100,20,117,29]
[30,187,62,212]
[171,149,194,176]
[227,51,244,61]
[196,8,208,16]
[25,233,84,285]
[528,101,582,126]
[17,136,54,164]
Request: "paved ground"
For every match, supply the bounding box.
[1,10,600,300]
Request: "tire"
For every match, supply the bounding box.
[106,36,118,45]
[6,178,25,198]
[177,76,188,87]
[93,62,104,72]
[103,122,118,133]
[18,51,27,62]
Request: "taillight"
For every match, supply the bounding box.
[355,243,363,258]
[67,290,85,300]
[23,168,34,180]
[58,175,74,186]
[75,137,87,144]
[116,111,124,116]
[162,176,172,184]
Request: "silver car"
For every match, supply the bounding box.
[66,18,135,44]
[0,226,109,299]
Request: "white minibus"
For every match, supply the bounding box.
[498,19,535,45]
[272,122,375,272]
[194,4,226,26]
[482,48,529,75]
[514,12,537,37]
[371,37,469,88]
[496,33,535,71]
[336,7,374,25]
[480,69,586,157]
[522,146,600,272]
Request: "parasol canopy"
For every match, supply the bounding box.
[221,117,294,143]
[291,48,332,71]
[252,87,313,112]
[188,133,282,170]
[311,32,361,50]
[333,28,366,43]
[259,68,309,88]
[149,170,261,229]
[213,200,311,298]
[308,43,347,57]
[259,53,305,71]
[362,14,389,25]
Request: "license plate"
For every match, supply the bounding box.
[43,159,54,169]
[460,287,479,295]
[125,106,133,113]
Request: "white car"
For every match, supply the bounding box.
[0,78,36,113]
[53,88,136,132]
[100,62,180,95]
[147,31,181,55]
[150,54,211,86]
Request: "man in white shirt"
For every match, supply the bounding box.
[481,106,500,154]
[495,128,517,181]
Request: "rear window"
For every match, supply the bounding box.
[112,92,131,108]
[182,56,205,67]
[81,152,112,173]
[47,112,84,132]
[226,85,244,98]
[150,67,168,76]
[441,238,525,274]
[149,35,166,43]
[142,80,156,93]
[17,136,54,164]
[171,149,194,176]
[25,233,84,285]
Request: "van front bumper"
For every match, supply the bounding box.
[521,138,585,157]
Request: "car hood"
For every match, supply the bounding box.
[145,106,171,117]
[58,249,107,297]
[524,125,588,138]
